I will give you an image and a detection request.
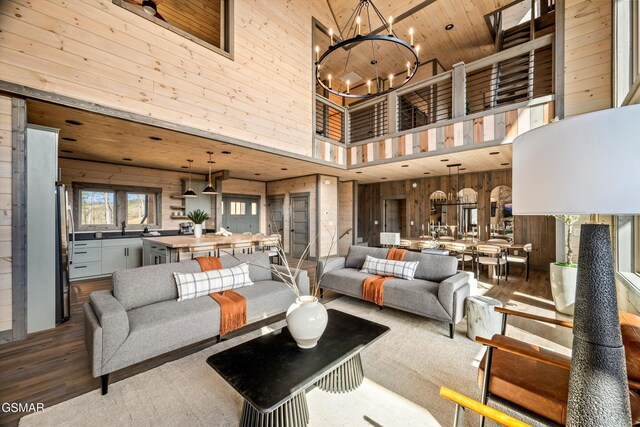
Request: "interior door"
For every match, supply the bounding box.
[267,195,285,243]
[290,194,309,259]
[384,199,401,233]
[222,196,260,233]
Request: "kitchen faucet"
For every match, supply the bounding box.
[121,220,126,236]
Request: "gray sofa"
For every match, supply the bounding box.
[84,252,308,395]
[318,245,473,338]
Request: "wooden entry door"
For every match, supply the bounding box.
[384,199,402,233]
[267,195,285,247]
[290,194,309,259]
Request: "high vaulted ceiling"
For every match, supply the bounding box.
[323,0,510,70]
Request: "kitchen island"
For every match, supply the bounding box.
[142,234,275,265]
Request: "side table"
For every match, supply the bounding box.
[466,296,503,341]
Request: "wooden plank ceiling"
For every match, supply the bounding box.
[322,0,509,74]
[27,99,511,184]
[124,0,222,48]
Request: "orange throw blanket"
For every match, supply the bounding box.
[362,248,408,306]
[197,257,247,336]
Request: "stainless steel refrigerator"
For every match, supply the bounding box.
[55,184,72,323]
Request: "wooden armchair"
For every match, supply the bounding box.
[476,307,640,426]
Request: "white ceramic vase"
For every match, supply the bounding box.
[194,223,203,238]
[286,296,328,349]
[549,263,578,315]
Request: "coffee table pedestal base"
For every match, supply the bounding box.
[241,392,309,427]
[316,353,364,393]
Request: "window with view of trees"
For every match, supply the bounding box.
[617,215,640,289]
[74,184,161,230]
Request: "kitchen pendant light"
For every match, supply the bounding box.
[182,159,197,198]
[202,151,217,195]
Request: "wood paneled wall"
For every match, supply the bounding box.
[338,181,355,256]
[0,96,12,333]
[222,178,267,233]
[59,159,195,231]
[318,175,338,258]
[266,175,317,257]
[358,170,556,268]
[0,0,333,157]
[564,0,612,116]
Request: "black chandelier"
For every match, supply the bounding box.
[315,0,420,99]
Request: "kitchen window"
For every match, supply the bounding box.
[74,183,162,231]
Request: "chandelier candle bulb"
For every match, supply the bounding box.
[409,27,414,45]
[315,45,320,62]
[367,80,371,94]
[329,28,333,45]
[415,44,420,60]
[406,62,411,77]
[389,74,394,88]
[388,16,393,34]
[328,74,332,89]
[346,80,350,94]
[356,16,361,35]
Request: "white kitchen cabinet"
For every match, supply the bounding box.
[70,238,143,280]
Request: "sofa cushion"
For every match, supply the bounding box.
[402,251,458,282]
[345,246,390,269]
[321,268,374,298]
[113,261,201,311]
[383,278,450,320]
[174,263,254,301]
[104,280,296,374]
[219,252,273,282]
[361,255,419,280]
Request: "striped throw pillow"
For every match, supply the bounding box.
[174,263,254,301]
[360,255,419,280]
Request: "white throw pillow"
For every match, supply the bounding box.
[360,255,419,280]
[174,263,254,301]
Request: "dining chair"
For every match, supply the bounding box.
[476,245,507,284]
[506,243,532,281]
[444,242,474,271]
[487,238,509,244]
[398,239,413,249]
[438,236,455,241]
[232,240,254,255]
[259,234,281,264]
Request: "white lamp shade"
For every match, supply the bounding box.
[380,232,400,246]
[513,105,640,215]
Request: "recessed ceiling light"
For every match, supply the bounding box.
[423,172,430,175]
[149,136,162,141]
[381,177,387,180]
[355,171,362,174]
[65,119,83,126]
[61,150,74,154]
[254,173,261,176]
[401,165,409,168]
[221,151,231,155]
[489,151,500,155]
[181,166,188,169]
[501,163,510,166]
[122,158,133,161]
[281,168,288,171]
[62,137,77,142]
[445,23,454,30]
[440,158,449,162]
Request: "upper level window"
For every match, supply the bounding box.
[74,183,161,231]
[617,215,640,290]
[114,0,233,58]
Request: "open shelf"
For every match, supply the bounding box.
[169,205,186,210]
[170,215,189,220]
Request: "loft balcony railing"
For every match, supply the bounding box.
[313,33,554,147]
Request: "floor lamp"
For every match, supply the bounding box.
[512,104,640,426]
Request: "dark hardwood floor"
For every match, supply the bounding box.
[0,261,559,426]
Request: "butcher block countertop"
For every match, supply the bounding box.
[143,234,272,249]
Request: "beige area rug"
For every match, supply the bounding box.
[20,296,571,427]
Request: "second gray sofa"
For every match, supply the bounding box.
[84,252,308,395]
[318,245,473,338]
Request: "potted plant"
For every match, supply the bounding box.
[187,209,210,238]
[550,214,580,314]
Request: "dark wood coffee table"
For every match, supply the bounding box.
[206,309,390,427]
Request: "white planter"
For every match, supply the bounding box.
[194,224,203,238]
[549,263,578,315]
[286,296,328,349]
